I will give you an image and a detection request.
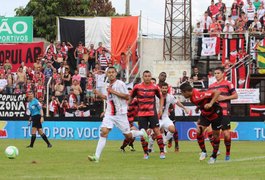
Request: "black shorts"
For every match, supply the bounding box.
[198,107,223,130]
[32,115,42,129]
[221,116,231,130]
[138,116,159,130]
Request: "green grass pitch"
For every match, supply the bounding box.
[1,139,265,180]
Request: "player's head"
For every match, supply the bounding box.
[27,90,34,101]
[180,83,193,98]
[158,72,167,82]
[107,67,117,81]
[142,70,152,84]
[214,66,225,81]
[160,82,168,95]
[151,78,156,84]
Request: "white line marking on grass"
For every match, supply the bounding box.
[216,156,265,163]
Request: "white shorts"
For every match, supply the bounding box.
[159,116,174,131]
[101,114,131,134]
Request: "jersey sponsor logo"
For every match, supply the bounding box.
[0,121,8,138]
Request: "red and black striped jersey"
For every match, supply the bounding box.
[127,98,138,122]
[131,82,162,117]
[208,79,236,115]
[190,89,221,121]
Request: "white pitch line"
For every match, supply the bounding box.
[216,156,265,163]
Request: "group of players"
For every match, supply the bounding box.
[86,65,238,164]
[25,65,237,164]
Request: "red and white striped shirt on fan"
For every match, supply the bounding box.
[131,82,162,117]
[105,80,128,116]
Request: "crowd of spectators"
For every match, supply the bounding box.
[0,40,131,117]
[194,0,265,36]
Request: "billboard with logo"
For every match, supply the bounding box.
[1,120,265,141]
[0,16,33,43]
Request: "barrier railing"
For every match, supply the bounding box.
[46,77,53,117]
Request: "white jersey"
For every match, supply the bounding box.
[157,94,178,118]
[105,80,128,115]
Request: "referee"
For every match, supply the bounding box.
[27,91,52,148]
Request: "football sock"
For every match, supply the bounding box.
[129,138,135,147]
[165,132,173,141]
[156,134,164,153]
[197,133,206,152]
[212,136,220,158]
[141,137,149,154]
[41,133,51,145]
[208,131,214,147]
[121,138,130,149]
[95,136,106,159]
[224,137,231,156]
[173,131,179,148]
[30,134,36,147]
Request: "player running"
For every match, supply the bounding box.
[88,67,148,163]
[129,70,165,159]
[149,82,189,152]
[180,83,222,164]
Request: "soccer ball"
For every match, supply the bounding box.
[5,146,19,159]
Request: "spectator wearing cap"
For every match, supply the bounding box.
[74,41,85,67]
[3,59,12,72]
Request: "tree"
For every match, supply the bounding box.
[15,0,116,41]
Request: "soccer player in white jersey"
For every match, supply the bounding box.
[88,67,148,162]
[149,82,189,152]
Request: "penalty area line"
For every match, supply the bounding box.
[216,156,265,163]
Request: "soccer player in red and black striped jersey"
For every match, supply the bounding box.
[208,66,238,161]
[129,70,165,159]
[180,83,222,164]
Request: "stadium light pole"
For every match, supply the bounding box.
[125,0,130,15]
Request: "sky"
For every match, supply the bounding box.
[0,0,233,37]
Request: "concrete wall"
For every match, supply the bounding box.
[141,38,191,86]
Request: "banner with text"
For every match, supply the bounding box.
[0,94,26,117]
[0,42,44,71]
[0,16,33,43]
[1,120,265,141]
[201,37,217,56]
[231,88,260,104]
